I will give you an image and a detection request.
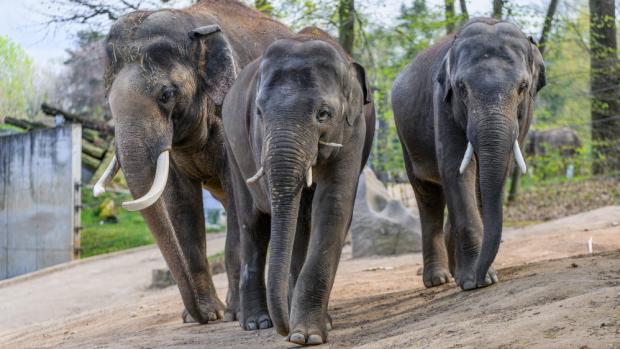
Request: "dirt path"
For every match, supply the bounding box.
[1,209,619,348]
[0,233,227,330]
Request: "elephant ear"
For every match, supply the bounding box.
[352,62,371,105]
[347,62,371,126]
[528,36,547,93]
[436,50,453,103]
[189,24,237,105]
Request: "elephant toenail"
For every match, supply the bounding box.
[208,312,217,321]
[307,334,324,345]
[259,319,272,329]
[246,322,257,331]
[462,280,476,290]
[289,332,306,345]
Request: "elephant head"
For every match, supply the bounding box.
[436,18,546,286]
[99,10,236,323]
[246,37,370,334]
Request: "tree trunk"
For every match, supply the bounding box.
[538,0,559,55]
[445,0,456,33]
[459,0,469,22]
[508,0,559,203]
[590,0,620,174]
[338,0,355,55]
[492,0,503,19]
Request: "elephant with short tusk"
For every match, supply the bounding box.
[392,18,546,291]
[222,27,375,345]
[94,0,292,324]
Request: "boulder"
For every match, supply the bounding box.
[350,168,422,258]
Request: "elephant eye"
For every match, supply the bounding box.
[317,107,332,123]
[158,86,175,105]
[519,81,529,94]
[458,82,467,98]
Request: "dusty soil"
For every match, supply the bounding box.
[1,209,619,349]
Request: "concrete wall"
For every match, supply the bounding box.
[0,125,81,280]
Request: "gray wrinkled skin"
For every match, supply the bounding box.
[392,18,546,291]
[222,27,375,345]
[104,0,292,324]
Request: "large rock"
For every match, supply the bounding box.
[350,168,422,258]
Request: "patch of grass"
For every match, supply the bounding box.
[0,123,25,133]
[80,188,153,258]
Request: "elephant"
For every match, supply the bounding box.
[392,18,546,291]
[526,127,582,158]
[92,0,292,324]
[222,27,375,345]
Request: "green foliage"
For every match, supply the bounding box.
[0,36,35,119]
[255,0,275,15]
[534,7,591,141]
[80,188,153,258]
[524,145,591,184]
[361,1,446,180]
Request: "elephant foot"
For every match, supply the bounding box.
[224,286,240,322]
[325,312,333,331]
[423,265,451,288]
[224,297,240,322]
[457,266,498,291]
[224,308,240,322]
[287,313,331,346]
[181,295,226,323]
[240,309,272,331]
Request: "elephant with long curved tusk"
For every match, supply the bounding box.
[393,17,546,291]
[97,0,294,326]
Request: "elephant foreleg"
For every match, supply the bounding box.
[288,163,358,345]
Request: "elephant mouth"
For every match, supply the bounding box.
[458,140,527,175]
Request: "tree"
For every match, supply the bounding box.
[53,30,110,121]
[507,0,560,202]
[445,0,456,33]
[0,36,35,120]
[537,0,559,55]
[43,0,190,30]
[459,0,469,22]
[589,0,619,174]
[338,0,356,55]
[493,0,504,19]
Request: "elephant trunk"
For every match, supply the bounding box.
[264,125,316,335]
[115,120,211,324]
[470,115,515,286]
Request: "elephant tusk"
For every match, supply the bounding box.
[93,156,120,197]
[246,166,265,184]
[319,140,343,148]
[306,167,313,187]
[122,150,170,211]
[459,142,475,174]
[514,140,527,174]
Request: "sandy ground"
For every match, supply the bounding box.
[1,208,619,348]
